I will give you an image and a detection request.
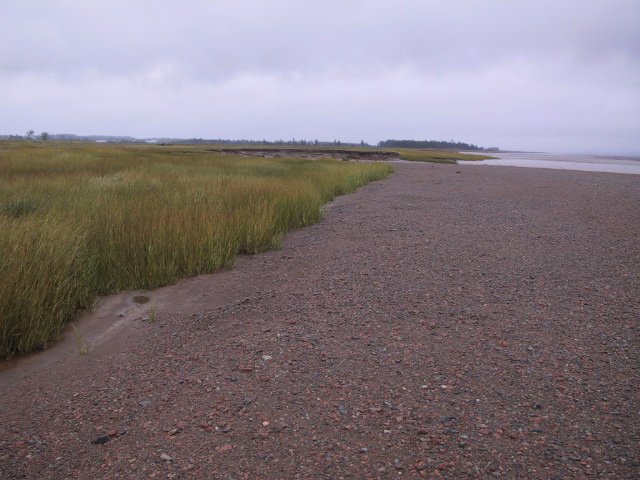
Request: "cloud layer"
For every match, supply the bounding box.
[1,1,639,154]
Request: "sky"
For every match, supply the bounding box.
[1,1,639,155]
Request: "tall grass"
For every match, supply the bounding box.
[0,143,392,358]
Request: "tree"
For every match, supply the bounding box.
[40,131,49,141]
[26,130,34,140]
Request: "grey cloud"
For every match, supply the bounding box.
[1,0,638,154]
[4,1,638,77]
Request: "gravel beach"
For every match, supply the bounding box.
[1,162,638,479]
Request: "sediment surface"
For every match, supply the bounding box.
[1,163,638,479]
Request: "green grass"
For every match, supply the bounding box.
[0,142,392,358]
[390,148,494,163]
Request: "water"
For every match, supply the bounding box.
[458,152,640,175]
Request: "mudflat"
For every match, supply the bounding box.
[1,163,638,479]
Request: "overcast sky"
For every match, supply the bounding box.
[1,1,639,154]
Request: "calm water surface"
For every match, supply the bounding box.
[458,152,640,175]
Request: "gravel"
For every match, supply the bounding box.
[1,162,638,479]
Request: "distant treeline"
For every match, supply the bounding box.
[0,133,139,142]
[1,133,498,151]
[0,133,370,147]
[164,138,370,147]
[378,139,491,150]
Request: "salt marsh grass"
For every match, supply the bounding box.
[0,143,392,358]
[393,148,494,163]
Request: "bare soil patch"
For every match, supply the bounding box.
[213,147,400,161]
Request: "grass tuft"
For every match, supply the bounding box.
[1,199,42,218]
[72,325,89,355]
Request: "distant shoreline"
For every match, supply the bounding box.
[458,151,640,174]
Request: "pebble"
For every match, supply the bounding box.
[91,436,110,445]
[160,453,172,462]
